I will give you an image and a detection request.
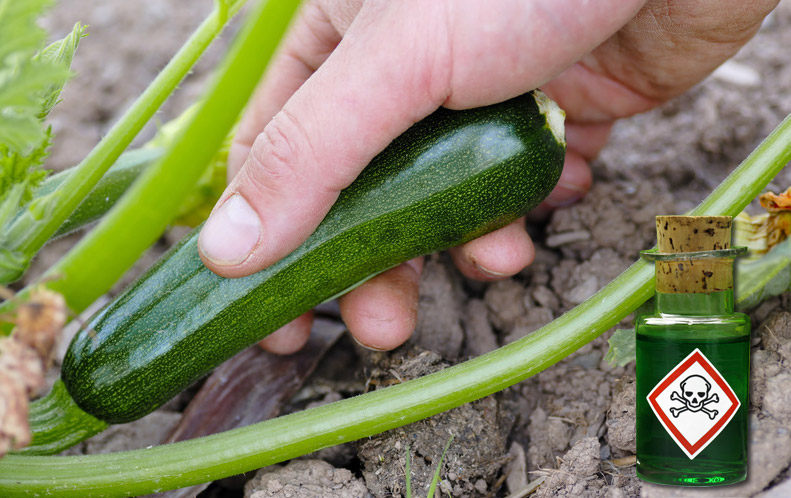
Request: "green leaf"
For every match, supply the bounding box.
[0,1,79,254]
[0,130,53,239]
[405,444,413,498]
[735,237,791,310]
[605,328,636,367]
[427,436,454,498]
[35,22,87,119]
[0,1,50,63]
[0,182,27,232]
[0,0,69,155]
[0,0,250,287]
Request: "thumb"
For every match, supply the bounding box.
[198,0,449,277]
[198,0,646,278]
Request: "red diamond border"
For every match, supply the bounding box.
[647,348,741,459]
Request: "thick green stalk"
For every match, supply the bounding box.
[23,380,108,455]
[8,0,297,453]
[32,148,163,238]
[38,0,298,316]
[0,0,246,284]
[0,113,788,496]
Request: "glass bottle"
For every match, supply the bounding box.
[636,216,750,486]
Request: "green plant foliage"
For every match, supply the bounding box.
[143,103,232,227]
[35,22,87,119]
[604,328,636,368]
[0,0,70,154]
[0,132,54,280]
[405,444,412,498]
[0,0,249,287]
[0,131,51,206]
[0,6,83,282]
[427,436,454,498]
[0,11,84,231]
[735,237,791,310]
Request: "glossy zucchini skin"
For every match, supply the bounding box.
[62,91,566,424]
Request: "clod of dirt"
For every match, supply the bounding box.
[534,437,606,498]
[243,460,369,498]
[356,350,512,497]
[504,442,529,495]
[757,311,791,360]
[527,363,613,470]
[484,279,528,332]
[460,299,498,356]
[409,256,465,360]
[551,248,632,309]
[752,312,791,411]
[520,246,561,287]
[756,477,791,498]
[481,278,555,344]
[534,436,639,497]
[547,182,677,263]
[606,377,636,456]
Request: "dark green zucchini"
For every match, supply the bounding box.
[47,148,163,237]
[61,90,566,424]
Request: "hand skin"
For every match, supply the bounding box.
[198,0,778,354]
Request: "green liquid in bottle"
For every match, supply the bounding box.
[636,290,750,486]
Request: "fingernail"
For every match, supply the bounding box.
[199,195,261,265]
[544,181,586,208]
[350,333,389,352]
[474,262,509,278]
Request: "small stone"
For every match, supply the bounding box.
[462,299,499,355]
[564,276,599,305]
[546,230,591,247]
[504,442,528,495]
[606,377,636,454]
[484,279,527,331]
[244,460,368,498]
[532,285,560,311]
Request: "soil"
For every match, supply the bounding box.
[26,0,791,497]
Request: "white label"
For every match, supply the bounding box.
[646,348,740,459]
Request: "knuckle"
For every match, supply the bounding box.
[244,110,316,197]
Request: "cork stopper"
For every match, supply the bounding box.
[654,216,733,294]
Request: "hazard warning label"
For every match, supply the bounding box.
[647,348,740,459]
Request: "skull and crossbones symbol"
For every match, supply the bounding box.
[669,375,719,420]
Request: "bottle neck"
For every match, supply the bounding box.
[654,289,734,315]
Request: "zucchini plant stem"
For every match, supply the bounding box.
[1,112,789,496]
[0,0,247,285]
[38,0,297,317]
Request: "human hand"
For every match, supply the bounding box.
[198,0,778,353]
